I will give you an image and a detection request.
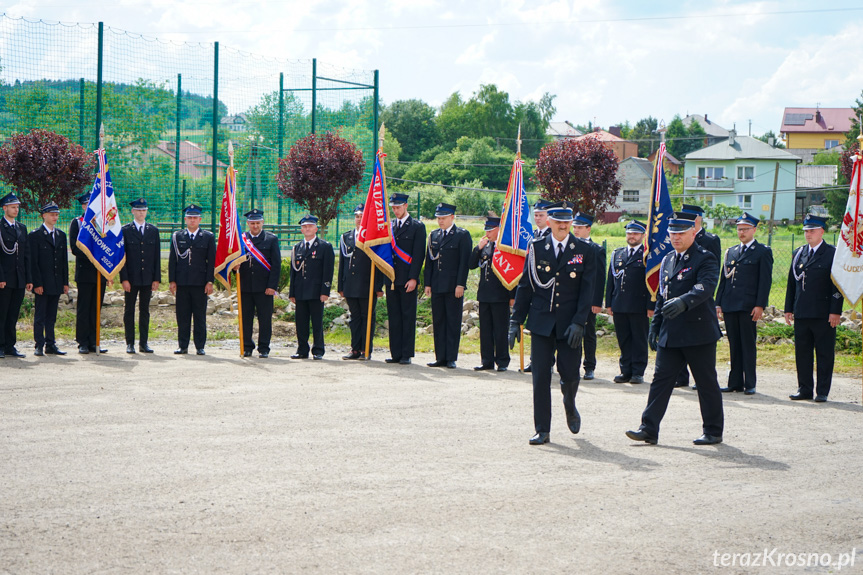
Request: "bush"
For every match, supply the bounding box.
[416,297,433,327]
[757,323,794,339]
[322,305,345,330]
[278,258,291,293]
[836,325,862,354]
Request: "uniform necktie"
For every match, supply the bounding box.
[139,225,144,235]
[49,231,55,245]
[557,242,565,264]
[675,253,682,267]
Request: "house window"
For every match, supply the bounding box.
[736,166,755,181]
[825,140,839,149]
[738,194,752,209]
[622,190,639,203]
[699,195,714,207]
[697,166,725,180]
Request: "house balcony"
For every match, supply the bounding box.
[684,177,736,191]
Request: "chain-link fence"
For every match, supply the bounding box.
[0,15,378,244]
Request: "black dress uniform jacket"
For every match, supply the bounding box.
[119,222,162,286]
[695,228,722,263]
[468,241,516,303]
[586,239,606,307]
[715,241,772,312]
[0,217,30,288]
[29,225,68,295]
[69,218,99,284]
[238,231,281,292]
[652,243,721,347]
[168,229,216,286]
[785,243,843,318]
[289,237,334,300]
[386,215,427,361]
[605,245,652,313]
[391,216,426,287]
[423,226,472,292]
[338,230,384,297]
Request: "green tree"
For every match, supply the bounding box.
[756,130,785,148]
[665,114,706,159]
[380,99,439,161]
[629,116,659,157]
[437,92,470,145]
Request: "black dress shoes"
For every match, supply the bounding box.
[343,351,362,360]
[126,345,136,354]
[693,434,723,445]
[789,390,813,400]
[139,345,153,354]
[259,352,269,358]
[529,432,550,445]
[34,347,44,357]
[446,361,457,369]
[196,349,206,356]
[243,350,253,357]
[46,345,66,355]
[744,388,756,395]
[399,358,411,365]
[613,374,631,383]
[524,363,532,373]
[291,354,308,359]
[89,347,107,354]
[174,348,188,355]
[474,364,494,371]
[583,369,595,380]
[6,348,25,358]
[79,346,90,354]
[0,349,4,358]
[630,375,644,384]
[427,360,447,367]
[625,429,658,444]
[565,406,581,434]
[496,366,507,372]
[720,387,743,393]
[312,355,323,360]
[814,395,828,402]
[384,357,401,363]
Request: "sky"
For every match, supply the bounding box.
[3,0,863,139]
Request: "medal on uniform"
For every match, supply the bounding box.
[677,273,683,280]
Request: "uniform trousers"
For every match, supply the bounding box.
[75,278,107,348]
[0,287,26,351]
[240,291,273,354]
[478,301,510,368]
[346,295,377,356]
[582,312,597,370]
[793,318,836,397]
[431,291,463,362]
[295,298,325,357]
[641,342,724,438]
[530,328,582,434]
[175,285,207,350]
[724,311,758,390]
[386,285,418,360]
[33,293,60,348]
[612,312,649,377]
[123,286,152,346]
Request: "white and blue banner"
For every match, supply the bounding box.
[76,148,126,280]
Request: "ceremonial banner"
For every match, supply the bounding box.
[214,164,247,288]
[76,148,125,280]
[356,153,396,282]
[492,157,531,290]
[831,150,863,306]
[645,142,674,299]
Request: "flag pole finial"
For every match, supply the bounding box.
[516,124,522,159]
[99,123,105,149]
[378,123,385,153]
[228,140,234,169]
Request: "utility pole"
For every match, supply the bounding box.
[768,161,779,245]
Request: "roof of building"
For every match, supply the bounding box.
[220,113,248,125]
[682,114,730,138]
[797,164,838,188]
[574,129,627,143]
[780,107,854,134]
[546,121,582,138]
[685,135,801,161]
[648,149,682,165]
[154,140,228,167]
[622,156,654,178]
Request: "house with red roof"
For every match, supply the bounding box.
[780,106,854,150]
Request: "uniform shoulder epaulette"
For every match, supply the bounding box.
[200,229,215,237]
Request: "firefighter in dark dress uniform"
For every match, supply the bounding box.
[784,214,843,402]
[0,193,32,358]
[468,216,515,371]
[238,209,281,358]
[424,202,471,369]
[625,211,724,446]
[523,199,552,374]
[169,204,216,355]
[288,214,335,360]
[571,211,606,380]
[120,198,161,354]
[509,202,596,445]
[676,203,721,388]
[70,192,107,354]
[606,220,652,384]
[339,204,384,360]
[29,201,68,357]
[384,193,426,365]
[715,213,773,394]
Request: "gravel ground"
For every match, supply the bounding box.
[1,341,862,574]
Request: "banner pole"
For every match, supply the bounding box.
[364,262,375,359]
[236,272,245,357]
[95,275,102,355]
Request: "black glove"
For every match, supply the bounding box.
[564,323,584,349]
[661,297,687,320]
[508,321,521,349]
[648,329,658,351]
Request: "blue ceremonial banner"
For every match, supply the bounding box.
[356,152,396,282]
[493,157,531,290]
[645,142,673,300]
[76,148,125,280]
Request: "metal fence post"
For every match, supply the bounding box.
[94,22,103,150]
[278,72,285,226]
[181,179,187,218]
[78,78,85,147]
[311,58,317,134]
[174,73,181,208]
[210,42,219,233]
[372,69,379,155]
